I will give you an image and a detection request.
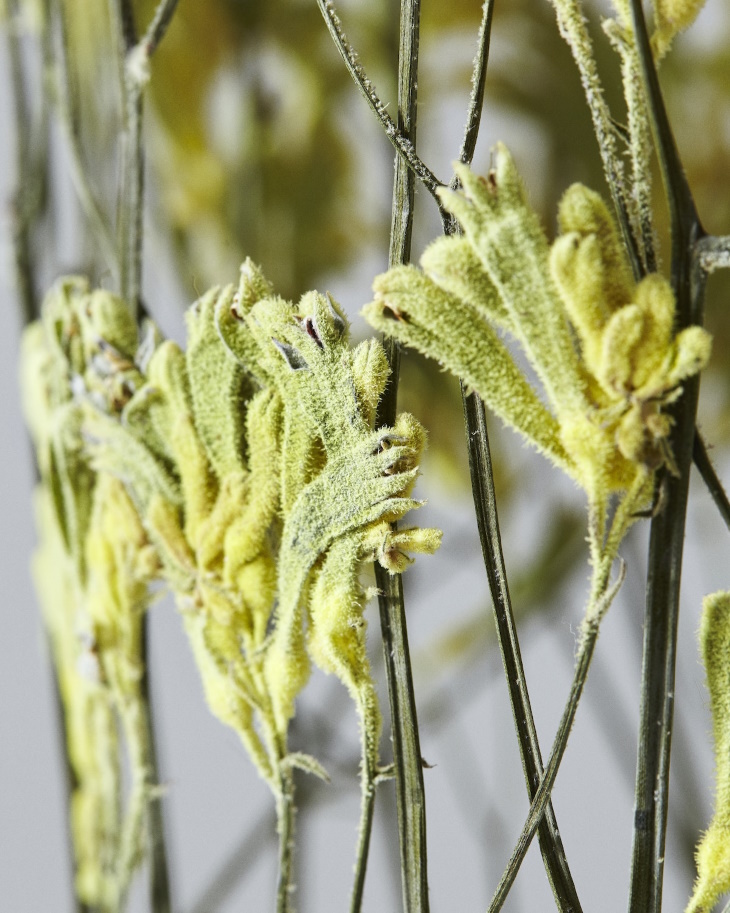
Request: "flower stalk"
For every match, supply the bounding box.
[371,2,431,911]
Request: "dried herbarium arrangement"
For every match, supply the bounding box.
[5,0,730,911]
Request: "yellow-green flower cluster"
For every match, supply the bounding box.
[21,279,158,911]
[24,264,440,840]
[364,143,711,507]
[551,182,710,477]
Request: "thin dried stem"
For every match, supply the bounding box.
[116,0,179,316]
[462,393,583,913]
[486,559,627,911]
[139,0,179,56]
[693,434,730,534]
[139,626,171,913]
[446,21,581,904]
[51,0,119,276]
[605,10,656,272]
[6,0,38,324]
[368,3,431,909]
[625,3,705,911]
[486,614,600,912]
[549,0,642,278]
[349,778,377,913]
[316,0,443,204]
[315,5,431,903]
[456,0,495,172]
[275,770,296,913]
[487,470,649,912]
[110,3,178,906]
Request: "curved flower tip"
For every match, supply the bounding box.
[371,525,443,574]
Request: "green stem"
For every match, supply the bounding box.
[693,434,730,534]
[625,4,705,911]
[375,573,429,912]
[124,78,144,316]
[388,0,420,272]
[549,0,642,278]
[315,0,443,204]
[627,454,695,913]
[111,4,175,904]
[486,557,626,913]
[349,774,376,913]
[112,631,170,912]
[462,393,583,913]
[138,0,180,55]
[613,23,656,272]
[371,4,431,911]
[112,0,139,313]
[118,66,143,315]
[116,0,137,49]
[447,23,582,905]
[455,0,495,174]
[441,0,494,232]
[116,0,179,316]
[349,679,392,913]
[107,0,128,117]
[627,386,702,913]
[627,0,700,267]
[275,770,296,913]
[486,625,597,912]
[139,623,171,913]
[486,469,650,912]
[52,0,119,277]
[6,0,38,325]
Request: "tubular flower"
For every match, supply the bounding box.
[365,143,711,508]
